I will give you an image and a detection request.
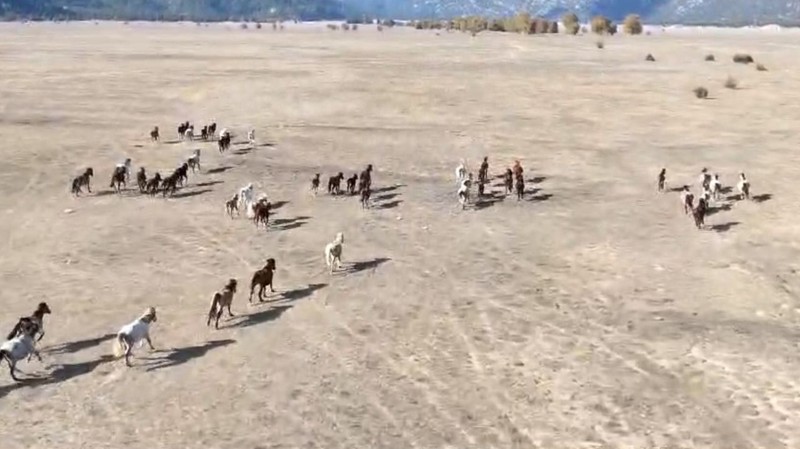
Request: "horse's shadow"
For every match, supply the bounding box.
[145,339,235,372]
[233,148,253,155]
[373,184,405,194]
[344,257,391,274]
[528,176,547,184]
[706,203,732,216]
[753,193,772,203]
[171,188,213,199]
[373,193,399,202]
[475,195,503,210]
[206,166,233,174]
[46,333,116,355]
[281,283,328,302]
[710,221,740,233]
[527,193,553,202]
[271,216,310,231]
[374,200,403,210]
[0,355,115,399]
[230,306,292,329]
[271,200,290,210]
[195,180,224,188]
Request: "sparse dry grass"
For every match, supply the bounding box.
[724,75,738,89]
[694,86,709,98]
[733,53,754,64]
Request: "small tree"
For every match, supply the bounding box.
[591,15,615,34]
[562,12,579,35]
[623,14,643,34]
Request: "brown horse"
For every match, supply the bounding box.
[249,258,276,303]
[71,168,94,196]
[207,279,237,329]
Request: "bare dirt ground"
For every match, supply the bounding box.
[1,21,800,449]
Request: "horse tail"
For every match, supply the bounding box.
[0,349,9,367]
[112,333,125,358]
[208,293,221,324]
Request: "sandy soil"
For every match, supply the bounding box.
[1,21,800,449]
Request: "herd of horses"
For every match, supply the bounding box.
[2,120,358,381]
[660,167,755,230]
[3,117,763,382]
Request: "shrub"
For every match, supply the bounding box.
[705,54,715,61]
[377,24,384,32]
[352,24,358,31]
[548,21,559,33]
[240,23,248,29]
[724,76,738,89]
[562,12,579,35]
[341,23,350,31]
[645,53,655,61]
[694,87,709,99]
[530,17,551,34]
[327,24,339,31]
[756,63,767,71]
[489,20,506,32]
[591,15,615,34]
[733,53,754,64]
[255,22,262,29]
[623,14,643,34]
[596,39,604,49]
[382,19,396,27]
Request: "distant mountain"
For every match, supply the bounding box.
[2,0,799,25]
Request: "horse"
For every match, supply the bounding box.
[693,197,708,229]
[6,302,51,343]
[109,166,127,192]
[112,307,157,367]
[249,259,276,303]
[238,183,254,211]
[358,164,373,193]
[146,173,162,195]
[680,186,695,215]
[346,174,358,195]
[0,320,42,381]
[200,125,209,141]
[328,173,344,195]
[247,128,256,145]
[324,232,345,274]
[208,122,217,138]
[455,160,467,183]
[136,167,147,193]
[71,168,94,196]
[150,126,159,142]
[311,174,320,195]
[253,199,271,229]
[207,279,237,329]
[218,133,231,153]
[515,173,525,200]
[478,157,489,184]
[657,168,666,192]
[458,174,473,210]
[360,186,371,209]
[187,149,201,173]
[225,193,239,218]
[161,173,179,197]
[738,173,750,200]
[504,169,513,194]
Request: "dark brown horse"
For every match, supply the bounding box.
[249,258,276,302]
[71,168,94,196]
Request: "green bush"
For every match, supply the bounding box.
[562,12,579,35]
[623,14,643,34]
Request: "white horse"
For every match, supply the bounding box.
[324,232,345,274]
[184,127,194,141]
[737,173,750,200]
[455,159,467,184]
[238,183,254,215]
[247,128,256,145]
[457,174,473,210]
[0,322,42,381]
[709,174,722,201]
[187,149,201,173]
[112,307,157,367]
